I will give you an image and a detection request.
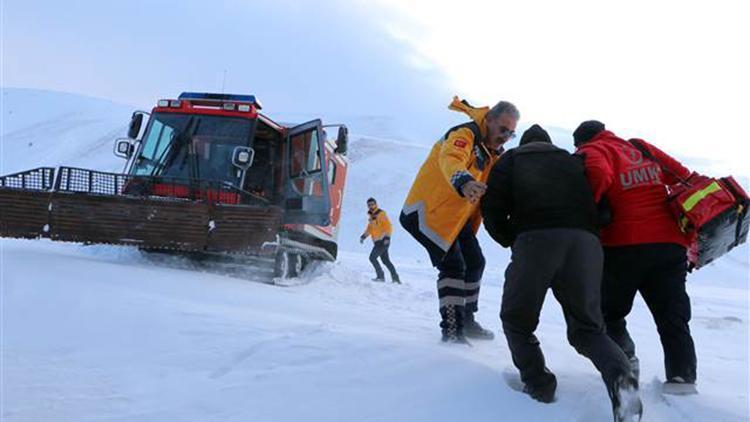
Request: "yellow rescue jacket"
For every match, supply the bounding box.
[401,97,499,256]
[366,208,393,242]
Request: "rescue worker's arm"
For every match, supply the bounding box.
[438,127,482,198]
[360,220,372,243]
[577,146,614,203]
[380,212,393,245]
[481,152,514,247]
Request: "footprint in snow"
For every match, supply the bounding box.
[698,316,743,330]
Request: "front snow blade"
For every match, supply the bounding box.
[0,167,283,254]
[0,168,55,239]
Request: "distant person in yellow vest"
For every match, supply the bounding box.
[360,198,401,283]
[400,96,519,343]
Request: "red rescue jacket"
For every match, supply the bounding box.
[577,130,691,247]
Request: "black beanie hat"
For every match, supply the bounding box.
[573,120,605,147]
[519,124,552,146]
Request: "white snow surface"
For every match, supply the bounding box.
[1,88,749,421]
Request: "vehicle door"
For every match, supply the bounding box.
[284,119,331,225]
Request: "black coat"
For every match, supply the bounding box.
[481,141,599,247]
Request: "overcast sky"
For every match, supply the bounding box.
[1,0,453,140]
[375,0,749,174]
[2,0,748,174]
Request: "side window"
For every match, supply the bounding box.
[289,128,325,197]
[308,130,321,172]
[290,129,321,177]
[143,120,174,161]
[327,159,337,185]
[290,131,306,177]
[133,120,175,175]
[140,120,163,159]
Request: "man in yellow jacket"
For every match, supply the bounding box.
[400,96,520,343]
[360,197,401,283]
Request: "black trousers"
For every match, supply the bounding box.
[602,243,697,382]
[436,224,486,313]
[501,229,631,391]
[369,238,399,281]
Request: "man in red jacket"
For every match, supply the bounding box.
[574,120,698,395]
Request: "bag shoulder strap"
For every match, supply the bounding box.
[628,138,689,186]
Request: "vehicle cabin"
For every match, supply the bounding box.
[117,92,349,228]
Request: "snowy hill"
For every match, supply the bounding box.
[1,88,133,174]
[1,89,748,422]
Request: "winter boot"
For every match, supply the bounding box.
[391,277,401,284]
[371,277,385,282]
[662,376,698,395]
[440,305,470,345]
[522,371,557,403]
[463,311,495,340]
[609,374,643,422]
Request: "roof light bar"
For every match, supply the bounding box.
[237,104,251,112]
[177,92,262,110]
[169,100,182,108]
[223,103,236,111]
[157,99,170,107]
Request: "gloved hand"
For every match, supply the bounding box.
[383,237,390,246]
[359,235,366,244]
[461,181,487,204]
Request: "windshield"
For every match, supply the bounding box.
[131,113,254,185]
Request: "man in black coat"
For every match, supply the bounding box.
[481,125,641,421]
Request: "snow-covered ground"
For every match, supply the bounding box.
[1,88,749,421]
